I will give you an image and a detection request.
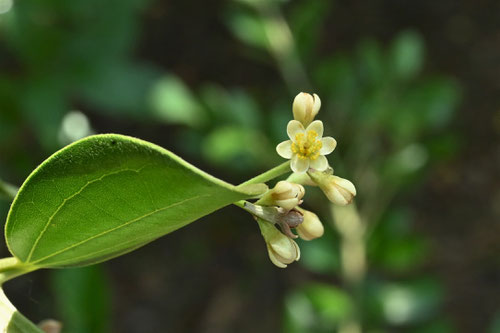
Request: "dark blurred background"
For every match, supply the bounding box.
[0,0,499,332]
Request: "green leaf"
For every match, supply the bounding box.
[5,134,266,268]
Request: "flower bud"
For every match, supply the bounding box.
[308,171,356,206]
[295,209,324,240]
[257,181,305,211]
[257,218,300,268]
[292,92,321,126]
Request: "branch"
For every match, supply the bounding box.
[238,161,290,187]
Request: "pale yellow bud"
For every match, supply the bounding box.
[266,236,301,268]
[272,181,305,210]
[257,218,300,268]
[257,181,305,211]
[292,92,321,126]
[322,176,356,205]
[296,209,324,240]
[308,171,356,206]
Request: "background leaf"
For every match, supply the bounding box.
[51,265,111,333]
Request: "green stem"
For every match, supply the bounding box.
[239,161,291,186]
[234,200,245,209]
[0,180,18,201]
[234,200,284,223]
[0,258,37,285]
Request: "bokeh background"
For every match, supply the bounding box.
[1,0,499,332]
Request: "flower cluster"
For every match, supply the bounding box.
[248,92,357,268]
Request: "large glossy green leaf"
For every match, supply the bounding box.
[5,134,266,268]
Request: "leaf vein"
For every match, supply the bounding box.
[38,235,156,267]
[29,194,209,264]
[25,168,144,262]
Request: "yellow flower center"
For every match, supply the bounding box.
[291,130,322,160]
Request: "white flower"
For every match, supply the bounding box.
[293,92,321,126]
[276,120,337,173]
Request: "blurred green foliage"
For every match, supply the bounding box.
[299,227,340,275]
[0,0,486,332]
[0,0,153,148]
[285,284,353,333]
[490,313,500,333]
[51,267,111,333]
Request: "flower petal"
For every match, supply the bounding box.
[270,236,296,263]
[287,120,305,140]
[333,175,357,197]
[315,175,356,205]
[312,94,321,116]
[267,245,287,268]
[292,240,300,261]
[296,210,324,241]
[293,93,311,122]
[276,140,293,159]
[327,187,349,205]
[291,155,309,173]
[276,198,300,211]
[309,155,328,171]
[320,137,337,155]
[305,120,323,138]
